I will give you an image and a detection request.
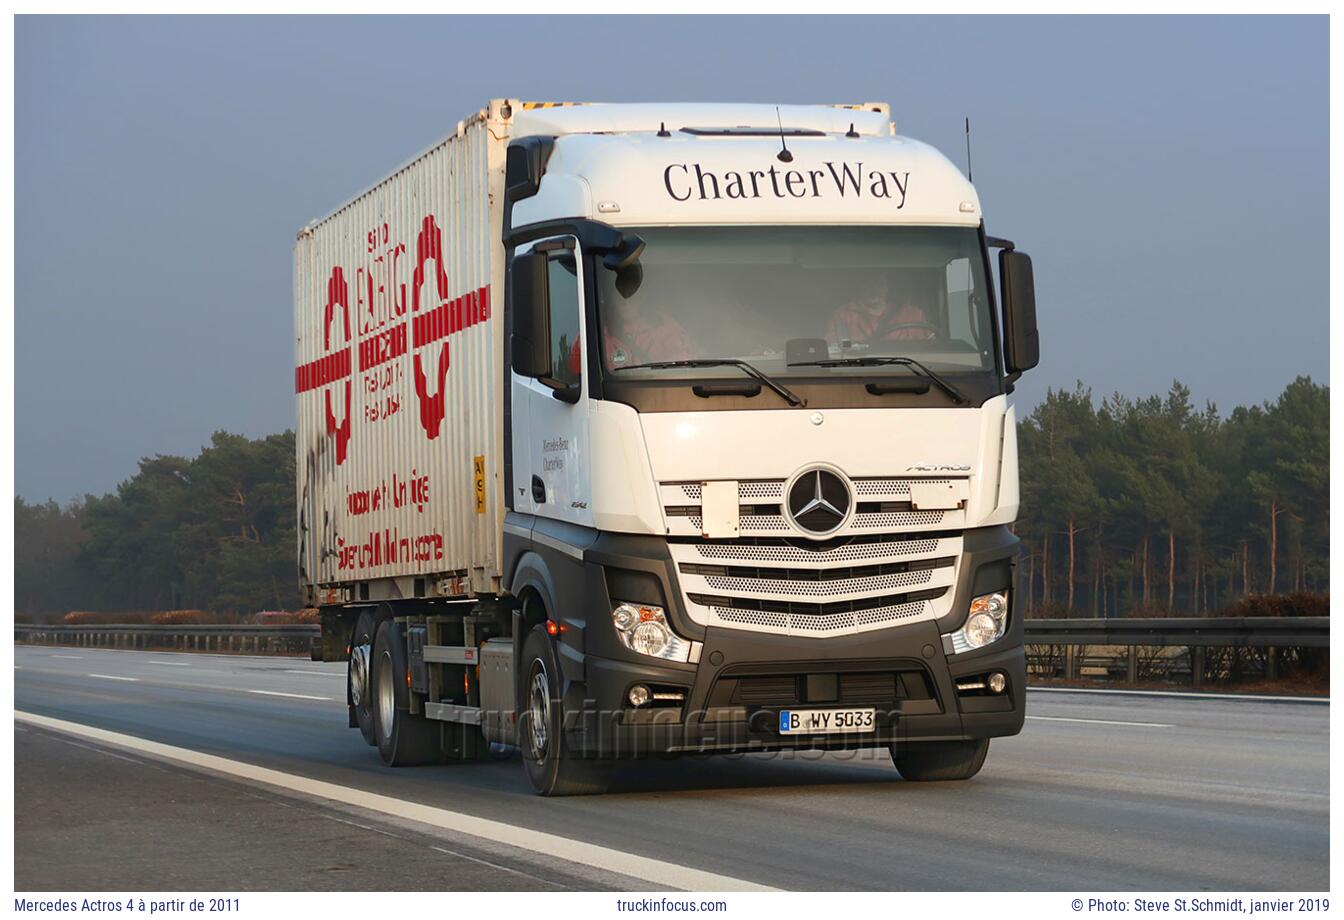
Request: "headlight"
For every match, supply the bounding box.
[947,591,1009,653]
[611,603,692,663]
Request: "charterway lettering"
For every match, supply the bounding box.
[663,161,909,207]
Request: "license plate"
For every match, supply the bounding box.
[778,708,876,735]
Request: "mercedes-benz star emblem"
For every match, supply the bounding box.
[786,469,852,535]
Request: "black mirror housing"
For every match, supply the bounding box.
[601,234,645,272]
[509,252,552,379]
[1000,249,1040,375]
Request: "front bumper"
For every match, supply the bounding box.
[566,623,1025,756]
[506,517,1026,757]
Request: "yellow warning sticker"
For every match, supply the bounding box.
[473,455,486,514]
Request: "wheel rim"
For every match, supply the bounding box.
[348,642,371,707]
[376,649,395,739]
[526,660,550,757]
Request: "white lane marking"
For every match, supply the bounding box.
[51,655,83,659]
[281,669,337,676]
[148,660,193,667]
[87,674,139,682]
[429,843,567,888]
[1028,686,1328,704]
[320,813,403,840]
[1027,715,1172,728]
[245,689,339,702]
[15,711,776,892]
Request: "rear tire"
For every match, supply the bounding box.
[519,625,611,796]
[371,619,441,766]
[348,610,378,746]
[890,738,989,781]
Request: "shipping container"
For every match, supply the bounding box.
[294,100,511,600]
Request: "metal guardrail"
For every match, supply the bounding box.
[1023,616,1329,687]
[1024,617,1329,647]
[14,617,1330,684]
[14,623,320,657]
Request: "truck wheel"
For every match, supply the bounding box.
[371,619,441,766]
[519,625,610,796]
[348,610,378,746]
[890,738,989,781]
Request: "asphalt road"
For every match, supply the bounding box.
[14,645,1329,891]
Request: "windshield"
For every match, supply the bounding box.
[595,226,997,380]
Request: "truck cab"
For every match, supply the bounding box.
[496,102,1039,793]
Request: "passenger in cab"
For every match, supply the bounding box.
[826,271,937,346]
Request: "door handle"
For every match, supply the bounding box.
[531,475,546,504]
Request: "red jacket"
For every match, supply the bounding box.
[603,313,697,368]
[826,302,934,344]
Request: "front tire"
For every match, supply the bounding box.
[890,738,989,781]
[371,619,441,766]
[518,625,610,796]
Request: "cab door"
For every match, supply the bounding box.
[509,236,593,527]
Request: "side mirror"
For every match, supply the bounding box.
[505,137,553,203]
[1000,249,1039,375]
[510,252,551,379]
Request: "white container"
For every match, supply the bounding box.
[294,100,512,598]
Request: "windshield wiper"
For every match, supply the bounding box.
[789,356,967,405]
[614,359,806,407]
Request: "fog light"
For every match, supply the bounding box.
[987,672,1007,694]
[628,684,651,707]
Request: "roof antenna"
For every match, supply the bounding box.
[775,106,793,163]
[964,116,973,182]
[657,121,670,138]
[845,122,860,139]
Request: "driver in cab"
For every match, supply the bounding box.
[826,271,936,347]
[600,265,698,369]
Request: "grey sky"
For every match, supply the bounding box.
[15,15,1328,502]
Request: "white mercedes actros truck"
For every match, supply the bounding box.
[295,99,1039,795]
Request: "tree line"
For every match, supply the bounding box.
[15,431,298,618]
[13,377,1328,619]
[1016,376,1328,617]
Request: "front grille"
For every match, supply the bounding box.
[852,477,951,497]
[660,477,966,539]
[680,557,954,580]
[714,667,935,708]
[674,534,947,564]
[669,481,784,502]
[685,513,792,532]
[711,600,929,635]
[701,572,930,596]
[663,472,965,638]
[839,672,899,702]
[734,675,798,704]
[688,588,946,617]
[852,510,946,529]
[668,478,953,502]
